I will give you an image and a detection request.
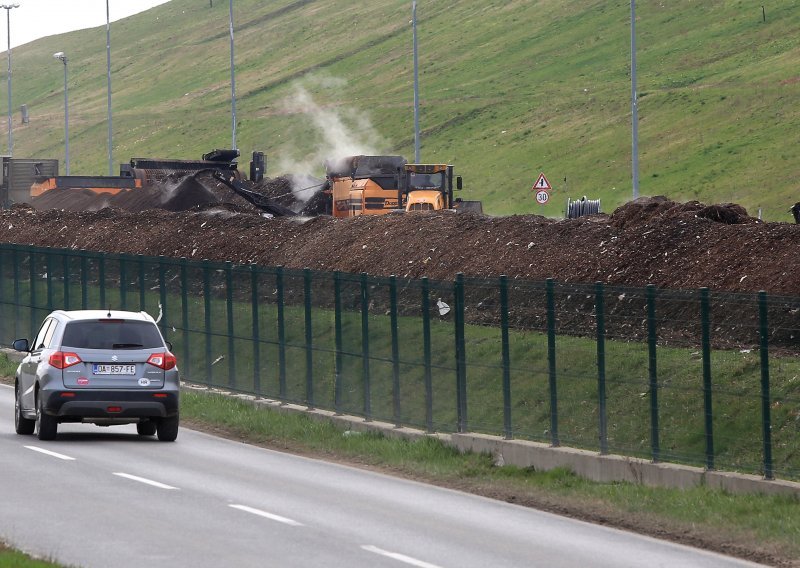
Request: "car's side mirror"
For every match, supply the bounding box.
[12,338,29,352]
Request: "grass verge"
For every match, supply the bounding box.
[0,542,63,568]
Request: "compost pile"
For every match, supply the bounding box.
[2,180,799,296]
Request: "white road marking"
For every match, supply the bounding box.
[24,446,76,461]
[361,545,444,568]
[228,504,303,527]
[113,472,178,490]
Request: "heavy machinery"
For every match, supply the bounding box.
[27,149,248,201]
[121,148,242,184]
[212,171,298,217]
[324,155,482,218]
[30,176,142,198]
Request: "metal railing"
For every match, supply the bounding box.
[1,243,798,481]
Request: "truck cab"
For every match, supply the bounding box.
[403,164,462,212]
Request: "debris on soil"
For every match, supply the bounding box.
[5,187,800,296]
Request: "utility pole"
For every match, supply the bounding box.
[2,3,19,156]
[53,52,69,175]
[228,0,237,150]
[106,0,114,175]
[412,1,420,163]
[630,0,639,200]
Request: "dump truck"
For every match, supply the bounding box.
[324,155,482,218]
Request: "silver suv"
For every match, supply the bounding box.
[13,310,180,441]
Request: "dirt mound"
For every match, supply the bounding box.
[31,187,111,211]
[609,196,756,230]
[3,196,800,297]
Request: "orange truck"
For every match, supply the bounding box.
[324,155,481,218]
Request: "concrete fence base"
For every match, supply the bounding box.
[194,385,800,499]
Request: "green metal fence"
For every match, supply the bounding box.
[1,243,798,481]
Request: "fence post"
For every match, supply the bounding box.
[12,245,19,338]
[0,247,4,343]
[421,277,433,432]
[360,272,371,421]
[390,275,401,427]
[500,275,512,439]
[758,290,773,480]
[455,273,467,433]
[546,278,559,447]
[180,258,190,379]
[158,256,168,336]
[646,284,660,462]
[31,249,39,335]
[276,266,287,401]
[595,281,608,455]
[202,259,213,387]
[43,250,51,312]
[700,287,714,470]
[250,264,261,396]
[80,252,88,310]
[225,261,236,391]
[333,271,344,414]
[62,254,70,310]
[304,268,314,408]
[98,253,106,310]
[119,255,128,310]
[138,254,146,311]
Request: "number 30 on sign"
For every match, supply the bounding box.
[535,190,549,205]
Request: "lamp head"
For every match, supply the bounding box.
[53,51,66,63]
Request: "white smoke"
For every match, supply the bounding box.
[277,75,387,202]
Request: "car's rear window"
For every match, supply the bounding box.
[61,320,164,350]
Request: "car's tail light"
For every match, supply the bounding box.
[49,352,82,369]
[147,352,176,370]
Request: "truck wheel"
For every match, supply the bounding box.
[157,414,179,442]
[15,385,35,435]
[36,396,58,441]
[137,420,157,436]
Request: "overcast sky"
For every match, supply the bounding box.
[5,0,173,48]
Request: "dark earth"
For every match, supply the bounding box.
[2,171,798,297]
[1,174,799,566]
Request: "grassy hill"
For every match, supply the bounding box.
[5,0,800,220]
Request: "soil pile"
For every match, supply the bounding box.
[3,194,800,296]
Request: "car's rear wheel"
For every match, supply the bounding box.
[137,420,157,436]
[15,385,35,435]
[36,396,58,441]
[156,414,179,442]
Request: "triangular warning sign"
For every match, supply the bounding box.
[533,173,551,191]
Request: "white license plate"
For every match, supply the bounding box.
[93,364,136,375]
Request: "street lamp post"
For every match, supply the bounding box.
[631,0,639,200]
[228,0,237,150]
[411,1,420,163]
[106,0,113,175]
[53,52,69,175]
[1,3,19,156]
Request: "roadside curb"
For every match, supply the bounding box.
[182,383,800,498]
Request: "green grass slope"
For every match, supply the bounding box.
[5,0,800,220]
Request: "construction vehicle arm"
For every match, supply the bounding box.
[212,171,297,217]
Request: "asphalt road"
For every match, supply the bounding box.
[0,384,764,568]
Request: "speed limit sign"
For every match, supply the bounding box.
[535,190,550,205]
